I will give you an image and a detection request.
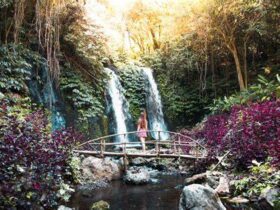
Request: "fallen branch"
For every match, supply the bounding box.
[211,150,231,171]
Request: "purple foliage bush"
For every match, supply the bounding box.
[200,114,229,157]
[181,99,280,168]
[0,99,83,209]
[226,101,280,166]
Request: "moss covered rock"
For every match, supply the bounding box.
[91,200,110,210]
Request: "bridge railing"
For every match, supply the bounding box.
[73,130,207,159]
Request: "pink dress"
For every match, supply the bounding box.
[137,128,147,138]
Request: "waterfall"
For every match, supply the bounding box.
[46,82,66,131]
[105,68,131,143]
[142,67,169,140]
[27,62,66,131]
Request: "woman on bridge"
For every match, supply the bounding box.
[137,110,148,153]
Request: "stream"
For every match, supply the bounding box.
[69,174,185,210]
[69,174,263,210]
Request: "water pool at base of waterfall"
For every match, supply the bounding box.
[69,174,261,210]
[69,174,185,210]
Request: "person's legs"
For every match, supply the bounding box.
[140,137,146,153]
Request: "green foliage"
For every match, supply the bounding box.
[234,160,280,198]
[67,154,83,184]
[1,95,35,121]
[58,5,110,133]
[119,65,146,120]
[209,74,280,113]
[0,44,31,93]
[61,4,108,79]
[57,181,75,202]
[157,73,209,126]
[0,44,47,94]
[60,67,105,127]
[0,0,13,8]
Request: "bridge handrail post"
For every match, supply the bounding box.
[100,139,105,158]
[123,134,126,152]
[123,142,127,155]
[173,140,176,153]
[178,136,181,159]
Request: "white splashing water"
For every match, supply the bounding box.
[142,67,169,140]
[105,68,129,143]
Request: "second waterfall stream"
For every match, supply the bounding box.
[142,67,169,140]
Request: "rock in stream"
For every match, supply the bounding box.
[82,157,122,182]
[124,167,151,184]
[179,184,226,210]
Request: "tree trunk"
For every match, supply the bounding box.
[231,44,246,91]
[211,49,216,97]
[150,28,160,50]
[243,41,248,89]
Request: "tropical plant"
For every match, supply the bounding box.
[234,160,280,198]
[0,45,31,93]
[186,98,280,168]
[119,65,146,120]
[60,68,105,125]
[209,74,280,113]
[0,97,83,209]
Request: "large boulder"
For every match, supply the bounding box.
[124,167,150,184]
[259,187,280,208]
[179,184,226,210]
[82,157,122,182]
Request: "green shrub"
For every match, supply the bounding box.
[119,65,146,120]
[60,67,105,129]
[0,45,31,93]
[0,44,47,94]
[209,74,280,113]
[234,160,280,198]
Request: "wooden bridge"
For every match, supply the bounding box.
[73,130,207,160]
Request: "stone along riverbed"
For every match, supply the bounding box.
[69,174,185,210]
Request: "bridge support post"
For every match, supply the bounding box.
[123,142,128,172]
[173,140,177,154]
[156,141,159,157]
[123,156,129,172]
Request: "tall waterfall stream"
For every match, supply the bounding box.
[105,68,131,142]
[142,68,169,140]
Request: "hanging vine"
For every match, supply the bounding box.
[35,0,65,80]
[13,0,26,43]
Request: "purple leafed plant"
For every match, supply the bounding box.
[180,99,280,168]
[0,99,84,209]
